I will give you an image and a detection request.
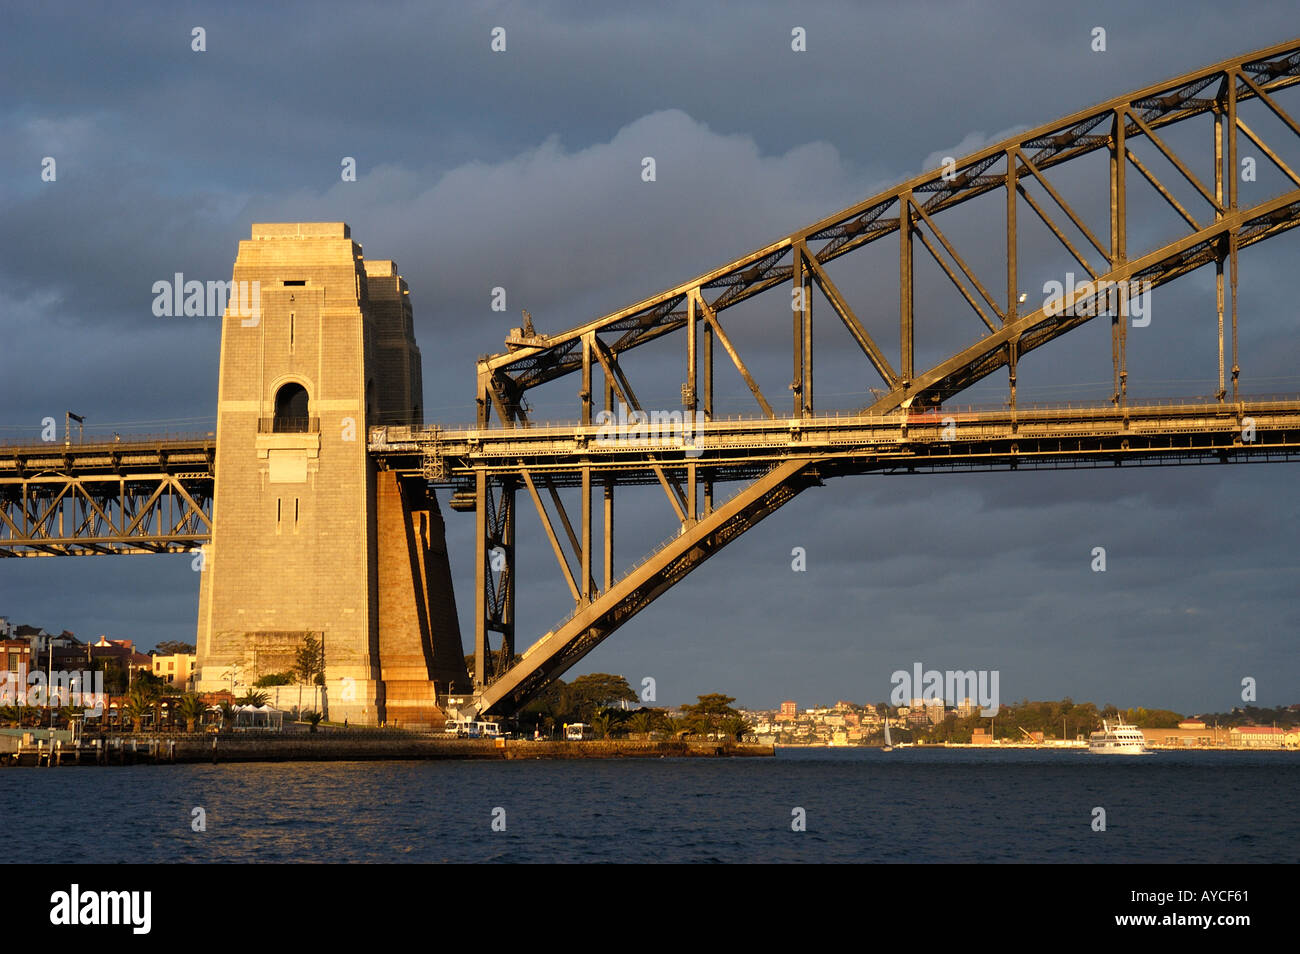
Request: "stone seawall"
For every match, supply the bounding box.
[3,735,774,766]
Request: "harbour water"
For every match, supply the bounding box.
[6,747,1295,863]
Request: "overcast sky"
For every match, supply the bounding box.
[2,1,1298,714]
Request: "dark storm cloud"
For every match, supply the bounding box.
[2,1,1298,714]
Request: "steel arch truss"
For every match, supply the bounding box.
[438,39,1300,716]
[477,38,1300,423]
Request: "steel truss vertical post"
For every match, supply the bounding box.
[498,480,515,665]
[792,246,813,417]
[703,312,714,516]
[581,333,593,426]
[792,247,804,416]
[604,373,614,591]
[475,472,515,687]
[1110,110,1128,414]
[1227,69,1240,404]
[900,193,914,386]
[474,469,487,687]
[581,464,592,603]
[1215,94,1226,402]
[686,292,697,414]
[1006,150,1018,426]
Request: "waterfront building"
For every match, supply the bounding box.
[90,636,151,676]
[1230,725,1285,747]
[152,652,197,687]
[1,639,31,672]
[1143,725,1222,746]
[926,699,946,724]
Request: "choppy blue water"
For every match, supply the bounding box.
[4,747,1295,863]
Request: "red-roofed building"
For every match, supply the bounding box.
[1230,725,1284,747]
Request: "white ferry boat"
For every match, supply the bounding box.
[1087,720,1149,755]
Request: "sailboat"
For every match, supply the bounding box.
[882,718,893,752]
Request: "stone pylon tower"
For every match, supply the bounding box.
[194,223,467,727]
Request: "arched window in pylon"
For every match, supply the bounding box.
[273,382,310,432]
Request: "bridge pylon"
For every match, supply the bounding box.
[194,223,468,727]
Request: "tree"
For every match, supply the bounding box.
[295,634,324,685]
[123,687,153,734]
[237,689,270,707]
[567,673,637,721]
[134,669,170,696]
[175,694,207,732]
[656,710,684,738]
[92,658,128,695]
[155,641,195,656]
[680,693,740,736]
[718,714,751,742]
[254,672,294,687]
[627,710,655,738]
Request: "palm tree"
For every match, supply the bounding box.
[123,687,153,734]
[237,689,270,707]
[627,711,654,739]
[719,715,750,742]
[591,712,612,739]
[176,694,206,733]
[656,711,685,739]
[306,710,323,734]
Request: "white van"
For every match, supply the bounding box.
[443,719,479,738]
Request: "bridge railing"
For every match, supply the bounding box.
[376,393,1300,447]
[257,417,319,434]
[0,432,216,450]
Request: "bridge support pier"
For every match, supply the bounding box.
[195,224,467,726]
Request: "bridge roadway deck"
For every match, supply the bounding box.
[369,397,1300,485]
[3,400,1298,557]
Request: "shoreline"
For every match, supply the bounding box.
[775,741,1294,751]
[0,735,774,766]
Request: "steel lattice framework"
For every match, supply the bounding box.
[0,439,214,556]
[370,38,1300,716]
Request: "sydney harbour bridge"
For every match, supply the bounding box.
[3,39,1299,721]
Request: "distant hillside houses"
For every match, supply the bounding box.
[0,616,196,691]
